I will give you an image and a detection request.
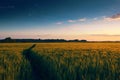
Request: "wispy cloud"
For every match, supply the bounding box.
[68,18,87,23]
[90,34,120,37]
[56,22,63,24]
[104,13,120,21]
[78,18,86,22]
[68,20,76,23]
[93,17,97,20]
[58,18,87,24]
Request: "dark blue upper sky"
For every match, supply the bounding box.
[0,0,120,40]
[0,0,119,25]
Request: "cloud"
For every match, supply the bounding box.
[68,20,76,23]
[78,18,86,22]
[90,34,120,37]
[68,18,87,23]
[56,18,87,24]
[56,22,63,24]
[111,13,120,19]
[104,13,120,21]
[93,17,97,20]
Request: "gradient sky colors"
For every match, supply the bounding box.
[0,0,120,41]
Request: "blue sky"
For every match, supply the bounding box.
[0,0,120,41]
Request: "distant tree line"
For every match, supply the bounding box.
[0,37,87,43]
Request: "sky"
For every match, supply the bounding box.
[0,0,120,41]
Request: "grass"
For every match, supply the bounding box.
[0,43,120,80]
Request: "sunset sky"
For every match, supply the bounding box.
[0,0,120,41]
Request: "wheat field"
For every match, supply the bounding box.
[0,43,120,80]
